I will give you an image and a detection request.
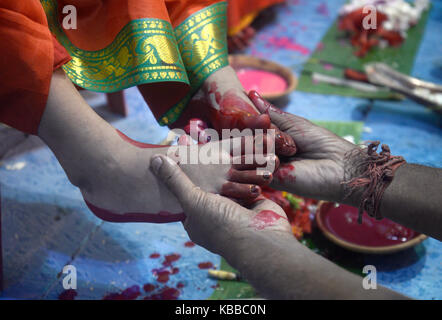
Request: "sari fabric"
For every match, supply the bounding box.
[43,0,229,126]
[227,0,285,36]
[0,0,229,133]
[0,1,70,134]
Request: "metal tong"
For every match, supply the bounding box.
[364,63,442,113]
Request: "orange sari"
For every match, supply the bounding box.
[0,1,70,134]
[0,0,229,133]
[227,0,285,36]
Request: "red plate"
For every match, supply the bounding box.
[316,202,427,254]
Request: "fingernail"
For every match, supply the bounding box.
[249,90,260,99]
[262,172,272,180]
[150,156,163,174]
[251,185,260,194]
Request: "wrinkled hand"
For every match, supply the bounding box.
[249,91,358,203]
[150,154,292,255]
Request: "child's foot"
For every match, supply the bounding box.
[79,129,279,223]
[185,66,297,156]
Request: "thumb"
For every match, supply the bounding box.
[248,91,293,132]
[150,154,202,207]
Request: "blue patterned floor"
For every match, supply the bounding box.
[0,0,441,299]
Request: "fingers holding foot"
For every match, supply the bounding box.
[221,182,261,200]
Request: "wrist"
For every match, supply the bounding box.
[224,227,298,267]
[340,142,406,221]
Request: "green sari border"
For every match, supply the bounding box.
[41,0,189,93]
[159,1,229,126]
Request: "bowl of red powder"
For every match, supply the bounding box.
[316,202,427,254]
[229,54,297,101]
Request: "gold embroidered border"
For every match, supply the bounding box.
[41,0,189,92]
[159,1,229,125]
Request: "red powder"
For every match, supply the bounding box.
[236,68,287,96]
[154,270,170,283]
[143,283,156,292]
[102,285,141,300]
[206,85,272,136]
[323,63,334,71]
[209,82,222,105]
[266,36,310,55]
[58,289,77,300]
[121,285,141,300]
[219,90,258,115]
[198,262,214,269]
[149,253,160,259]
[250,210,287,230]
[275,163,296,183]
[321,203,417,247]
[176,282,185,289]
[171,267,179,275]
[162,253,181,267]
[144,286,180,300]
[316,3,329,16]
[103,292,124,300]
[116,130,163,149]
[184,241,195,248]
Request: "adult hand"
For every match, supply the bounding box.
[248,91,358,204]
[150,154,292,256]
[150,154,409,300]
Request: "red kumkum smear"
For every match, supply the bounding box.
[149,253,160,259]
[144,286,180,300]
[154,269,171,283]
[208,82,222,105]
[267,36,310,55]
[58,289,77,300]
[198,262,214,269]
[276,163,295,183]
[162,253,181,267]
[250,210,287,230]
[220,90,259,115]
[116,130,164,148]
[143,283,156,292]
[208,87,271,133]
[102,285,141,300]
[184,241,195,248]
[85,200,186,223]
[121,285,141,300]
[103,292,124,300]
[176,282,185,289]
